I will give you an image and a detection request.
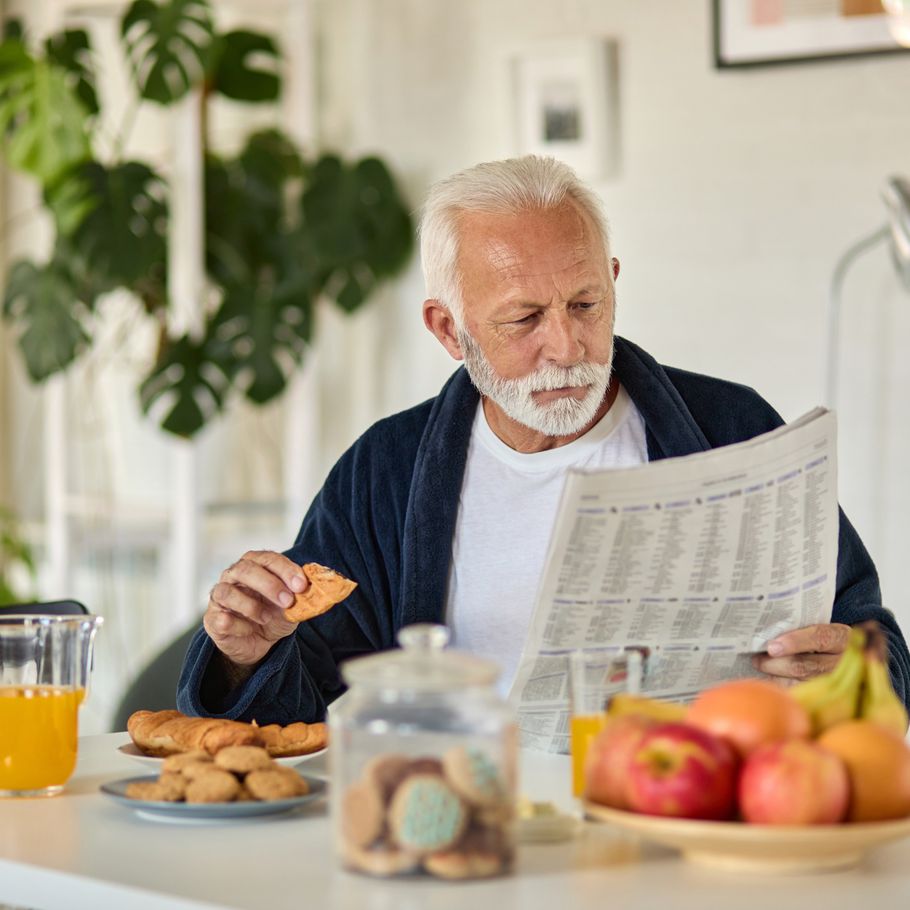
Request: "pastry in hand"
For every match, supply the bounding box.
[284,563,357,622]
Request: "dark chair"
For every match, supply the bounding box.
[110,623,199,732]
[0,599,89,615]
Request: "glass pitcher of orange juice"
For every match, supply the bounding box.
[0,613,103,797]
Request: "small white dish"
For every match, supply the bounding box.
[117,741,327,769]
[100,774,326,823]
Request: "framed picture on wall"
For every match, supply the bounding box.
[714,0,910,68]
[502,38,618,181]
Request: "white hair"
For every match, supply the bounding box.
[418,155,612,322]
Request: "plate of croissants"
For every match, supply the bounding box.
[121,709,328,770]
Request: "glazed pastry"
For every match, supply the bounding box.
[388,775,468,855]
[255,721,327,757]
[284,563,357,623]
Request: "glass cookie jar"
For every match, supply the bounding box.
[330,624,517,880]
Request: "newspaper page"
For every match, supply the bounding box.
[510,408,839,753]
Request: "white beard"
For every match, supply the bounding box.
[456,327,613,437]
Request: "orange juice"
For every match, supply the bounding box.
[0,685,83,792]
[570,712,608,797]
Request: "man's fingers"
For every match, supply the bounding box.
[204,606,257,641]
[766,622,852,657]
[221,552,307,609]
[209,581,277,626]
[751,651,841,680]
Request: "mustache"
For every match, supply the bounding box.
[523,362,609,392]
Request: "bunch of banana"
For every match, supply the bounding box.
[605,692,688,722]
[790,621,909,737]
[858,620,909,737]
[790,627,866,735]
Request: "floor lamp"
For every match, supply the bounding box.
[825,175,910,411]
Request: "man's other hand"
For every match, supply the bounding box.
[203,550,306,669]
[751,623,852,684]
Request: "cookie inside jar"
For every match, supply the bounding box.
[330,625,518,880]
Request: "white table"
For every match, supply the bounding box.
[2,733,910,910]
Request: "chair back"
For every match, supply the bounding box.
[1,600,89,616]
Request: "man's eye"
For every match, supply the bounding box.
[574,300,598,311]
[513,312,539,325]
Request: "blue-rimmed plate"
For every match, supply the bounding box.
[101,774,326,823]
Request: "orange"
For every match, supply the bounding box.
[817,720,910,822]
[687,679,810,757]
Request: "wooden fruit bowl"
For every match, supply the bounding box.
[584,802,910,873]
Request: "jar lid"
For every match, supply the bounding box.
[340,624,500,692]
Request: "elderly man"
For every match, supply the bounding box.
[178,156,910,723]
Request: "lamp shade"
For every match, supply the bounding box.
[883,175,910,291]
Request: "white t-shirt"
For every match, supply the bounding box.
[444,385,649,695]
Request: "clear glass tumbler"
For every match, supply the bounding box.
[0,613,103,797]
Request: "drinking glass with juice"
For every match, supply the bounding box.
[568,649,642,797]
[0,614,101,797]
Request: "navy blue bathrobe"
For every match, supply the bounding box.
[177,337,910,722]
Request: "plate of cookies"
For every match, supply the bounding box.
[101,745,326,822]
[120,709,328,770]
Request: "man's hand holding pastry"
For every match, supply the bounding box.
[204,550,305,668]
[204,552,358,673]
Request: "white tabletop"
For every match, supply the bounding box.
[2,732,910,910]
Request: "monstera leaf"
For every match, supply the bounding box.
[121,0,214,104]
[44,29,99,115]
[204,130,305,287]
[68,161,168,308]
[0,40,90,184]
[300,155,413,312]
[209,30,280,102]
[2,259,90,381]
[139,334,229,437]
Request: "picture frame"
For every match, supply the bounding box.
[714,0,910,68]
[502,38,618,181]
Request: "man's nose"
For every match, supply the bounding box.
[540,312,584,365]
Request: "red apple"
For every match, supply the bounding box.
[584,715,654,810]
[739,739,849,825]
[625,722,739,820]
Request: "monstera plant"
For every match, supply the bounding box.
[0,0,413,436]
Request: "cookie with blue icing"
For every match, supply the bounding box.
[442,746,506,808]
[388,774,468,855]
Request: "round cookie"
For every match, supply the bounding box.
[424,824,510,880]
[342,842,421,877]
[362,753,411,804]
[423,849,504,880]
[442,746,505,807]
[185,768,241,803]
[388,774,468,855]
[214,745,274,775]
[244,767,309,800]
[125,775,185,802]
[341,779,385,848]
[161,750,212,774]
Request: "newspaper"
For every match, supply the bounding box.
[510,408,839,753]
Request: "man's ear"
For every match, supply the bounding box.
[611,257,620,281]
[423,299,464,361]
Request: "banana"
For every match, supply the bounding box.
[858,621,909,737]
[790,627,866,735]
[605,692,687,723]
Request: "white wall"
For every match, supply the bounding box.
[315,0,910,635]
[3,0,910,728]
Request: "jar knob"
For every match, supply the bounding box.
[397,623,450,653]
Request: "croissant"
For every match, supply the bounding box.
[127,709,328,758]
[255,721,328,757]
